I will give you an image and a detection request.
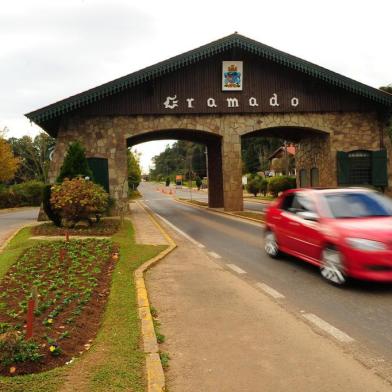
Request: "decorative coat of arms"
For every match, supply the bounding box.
[222,61,243,91]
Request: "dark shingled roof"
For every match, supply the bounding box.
[26,33,392,131]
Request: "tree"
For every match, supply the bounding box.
[242,136,282,174]
[8,133,55,183]
[149,141,206,180]
[0,137,20,182]
[57,141,92,183]
[380,85,392,94]
[127,149,142,190]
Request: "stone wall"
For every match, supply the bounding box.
[49,111,386,211]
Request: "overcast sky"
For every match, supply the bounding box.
[1,0,391,172]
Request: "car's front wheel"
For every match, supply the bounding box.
[264,230,280,258]
[320,246,347,286]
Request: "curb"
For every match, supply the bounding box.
[175,198,265,225]
[0,206,38,215]
[134,201,177,392]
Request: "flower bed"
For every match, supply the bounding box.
[0,238,116,376]
[31,219,120,237]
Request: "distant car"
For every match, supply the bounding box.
[264,188,392,285]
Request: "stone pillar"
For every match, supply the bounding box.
[295,134,334,188]
[221,130,243,211]
[108,135,128,201]
[207,141,224,208]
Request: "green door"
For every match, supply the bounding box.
[87,158,109,193]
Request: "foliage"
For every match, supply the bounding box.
[50,178,108,227]
[380,85,392,94]
[165,177,170,186]
[0,138,20,182]
[270,155,296,175]
[150,141,206,180]
[245,175,268,197]
[57,142,92,183]
[195,176,202,190]
[246,178,261,196]
[242,136,282,174]
[267,176,297,197]
[0,333,43,366]
[7,133,55,183]
[0,238,114,373]
[127,150,141,191]
[42,185,61,227]
[0,181,45,209]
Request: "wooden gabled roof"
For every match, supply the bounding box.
[26,33,392,134]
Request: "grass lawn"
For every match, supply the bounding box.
[0,220,166,392]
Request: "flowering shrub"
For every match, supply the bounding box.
[50,177,108,227]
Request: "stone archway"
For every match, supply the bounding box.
[48,111,386,212]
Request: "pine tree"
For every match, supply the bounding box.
[57,141,92,183]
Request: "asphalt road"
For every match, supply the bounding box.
[167,185,268,212]
[140,182,392,366]
[0,208,39,246]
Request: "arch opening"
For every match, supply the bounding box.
[240,126,331,189]
[127,129,224,208]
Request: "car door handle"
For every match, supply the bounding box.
[289,222,300,226]
[272,216,282,220]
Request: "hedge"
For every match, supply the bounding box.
[0,180,45,209]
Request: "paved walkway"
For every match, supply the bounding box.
[129,202,168,245]
[140,207,392,391]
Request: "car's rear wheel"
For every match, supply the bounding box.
[264,230,280,258]
[320,246,347,286]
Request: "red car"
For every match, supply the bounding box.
[264,188,392,285]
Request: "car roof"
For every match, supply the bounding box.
[287,187,374,195]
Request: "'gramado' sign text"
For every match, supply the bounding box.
[163,94,300,110]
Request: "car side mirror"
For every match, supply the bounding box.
[297,211,319,221]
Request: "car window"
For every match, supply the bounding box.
[280,193,315,214]
[280,194,295,211]
[293,194,316,213]
[324,192,392,218]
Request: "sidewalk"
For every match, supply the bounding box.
[138,205,391,391]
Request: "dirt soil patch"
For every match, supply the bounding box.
[31,219,120,237]
[0,239,116,376]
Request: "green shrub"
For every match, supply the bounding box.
[246,178,261,196]
[0,332,43,366]
[260,179,268,196]
[195,176,202,190]
[0,180,45,209]
[43,184,62,226]
[165,177,170,187]
[268,176,297,197]
[11,180,45,205]
[57,141,92,183]
[50,177,109,227]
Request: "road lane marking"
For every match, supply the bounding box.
[302,313,354,343]
[208,251,221,259]
[227,264,247,274]
[153,212,205,248]
[256,282,285,299]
